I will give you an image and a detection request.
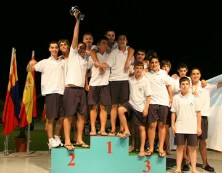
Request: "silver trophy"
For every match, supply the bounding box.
[70,6,85,20]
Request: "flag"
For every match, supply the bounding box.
[2,48,20,136]
[206,74,222,151]
[19,51,37,128]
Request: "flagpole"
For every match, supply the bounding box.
[26,50,35,154]
[9,47,15,78]
[4,47,16,156]
[26,123,30,154]
[4,135,9,155]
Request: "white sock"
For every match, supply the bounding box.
[54,135,60,140]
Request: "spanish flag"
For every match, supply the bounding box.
[2,48,20,136]
[19,51,37,128]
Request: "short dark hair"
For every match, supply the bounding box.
[179,76,190,85]
[161,59,171,69]
[58,39,70,47]
[135,49,146,55]
[97,35,109,43]
[49,41,58,48]
[134,61,144,69]
[146,49,157,60]
[149,56,159,62]
[189,67,201,76]
[177,62,188,70]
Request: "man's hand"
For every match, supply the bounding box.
[74,12,80,20]
[99,68,105,75]
[143,106,149,116]
[201,79,207,88]
[85,85,90,92]
[124,61,130,70]
[197,128,202,136]
[171,125,176,137]
[27,59,37,71]
[29,59,37,66]
[171,73,179,79]
[94,61,100,68]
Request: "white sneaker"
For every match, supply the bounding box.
[55,137,64,147]
[48,138,60,149]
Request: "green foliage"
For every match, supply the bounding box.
[0,127,49,152]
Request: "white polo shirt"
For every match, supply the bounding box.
[106,48,129,81]
[167,75,176,93]
[148,69,171,106]
[129,75,152,112]
[88,52,110,86]
[192,81,211,117]
[171,92,201,134]
[34,57,65,96]
[65,47,90,87]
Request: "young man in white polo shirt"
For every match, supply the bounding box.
[62,11,90,150]
[171,76,202,173]
[145,56,173,157]
[118,61,152,157]
[27,41,65,149]
[86,36,111,136]
[189,68,215,172]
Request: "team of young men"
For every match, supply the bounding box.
[26,11,218,172]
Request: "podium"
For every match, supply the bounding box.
[51,136,166,173]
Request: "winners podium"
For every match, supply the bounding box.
[51,136,166,173]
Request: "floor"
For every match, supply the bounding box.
[0,149,221,173]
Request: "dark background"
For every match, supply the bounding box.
[1,1,222,105]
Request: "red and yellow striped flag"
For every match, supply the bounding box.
[2,48,20,136]
[19,51,37,128]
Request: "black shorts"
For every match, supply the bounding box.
[88,85,111,106]
[45,93,64,119]
[63,87,88,116]
[109,81,129,105]
[166,107,171,126]
[147,104,169,124]
[174,133,198,146]
[198,116,208,140]
[121,102,147,126]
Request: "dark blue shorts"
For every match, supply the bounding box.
[63,87,88,116]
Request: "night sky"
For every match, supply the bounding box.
[1,1,222,102]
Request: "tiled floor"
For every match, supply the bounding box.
[0,149,221,173]
[0,151,51,173]
[166,149,221,173]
